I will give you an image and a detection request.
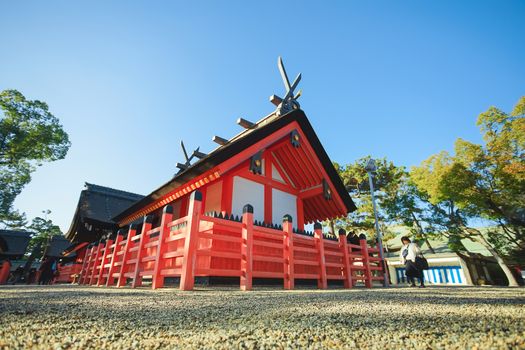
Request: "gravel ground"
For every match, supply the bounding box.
[0,285,524,350]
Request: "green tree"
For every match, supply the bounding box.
[330,157,404,244]
[380,171,439,253]
[27,210,63,257]
[0,89,71,227]
[410,96,525,286]
[20,210,63,281]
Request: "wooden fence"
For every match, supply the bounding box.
[77,191,385,290]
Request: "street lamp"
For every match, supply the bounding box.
[365,158,390,287]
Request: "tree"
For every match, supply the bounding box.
[20,210,63,282]
[410,96,525,286]
[380,171,438,253]
[329,157,404,243]
[26,210,63,257]
[0,90,71,227]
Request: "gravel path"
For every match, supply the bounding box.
[0,285,523,349]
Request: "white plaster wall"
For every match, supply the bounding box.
[232,176,265,222]
[272,189,297,229]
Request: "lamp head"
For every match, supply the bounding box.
[365,158,377,173]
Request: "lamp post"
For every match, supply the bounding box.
[365,158,389,287]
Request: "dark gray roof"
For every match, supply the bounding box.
[43,235,71,258]
[65,183,144,242]
[0,230,32,258]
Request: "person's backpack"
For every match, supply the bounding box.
[415,253,429,270]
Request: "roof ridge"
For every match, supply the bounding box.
[84,183,144,200]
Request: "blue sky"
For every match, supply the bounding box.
[1,1,524,231]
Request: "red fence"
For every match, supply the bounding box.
[77,191,385,290]
[55,263,83,283]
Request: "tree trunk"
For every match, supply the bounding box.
[411,212,436,254]
[424,238,436,254]
[475,234,519,287]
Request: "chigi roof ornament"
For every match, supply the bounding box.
[270,56,302,117]
[176,140,206,174]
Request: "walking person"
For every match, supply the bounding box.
[400,236,425,288]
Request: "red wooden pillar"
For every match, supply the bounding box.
[78,247,92,285]
[106,230,124,287]
[89,242,104,285]
[240,204,254,291]
[282,214,294,290]
[313,222,327,289]
[0,260,11,285]
[264,153,272,224]
[221,177,233,215]
[131,215,153,288]
[296,197,304,231]
[117,224,137,287]
[338,229,353,289]
[97,238,114,286]
[180,190,202,291]
[360,236,372,288]
[152,204,174,289]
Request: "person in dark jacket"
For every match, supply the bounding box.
[400,236,425,288]
[38,258,54,285]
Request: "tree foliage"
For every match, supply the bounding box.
[409,96,525,286]
[329,157,404,243]
[410,96,525,261]
[0,89,71,227]
[26,210,63,258]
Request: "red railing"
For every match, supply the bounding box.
[77,190,385,290]
[54,263,83,283]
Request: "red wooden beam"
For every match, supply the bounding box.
[180,191,202,291]
[152,205,174,289]
[338,229,353,289]
[117,225,137,287]
[106,232,124,287]
[131,216,153,288]
[314,223,327,289]
[264,152,273,224]
[282,142,318,187]
[299,185,323,199]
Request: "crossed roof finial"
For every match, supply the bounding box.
[269,57,302,117]
[175,140,206,175]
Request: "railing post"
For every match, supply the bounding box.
[78,246,92,285]
[360,235,372,288]
[338,229,353,289]
[131,215,154,288]
[89,242,104,285]
[0,260,11,285]
[240,204,254,291]
[152,204,173,289]
[117,224,137,287]
[180,190,202,291]
[106,230,124,287]
[313,222,327,289]
[282,214,294,290]
[97,237,114,286]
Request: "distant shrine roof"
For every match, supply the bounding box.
[65,183,144,242]
[0,230,32,258]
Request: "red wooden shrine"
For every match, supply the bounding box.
[73,108,386,290]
